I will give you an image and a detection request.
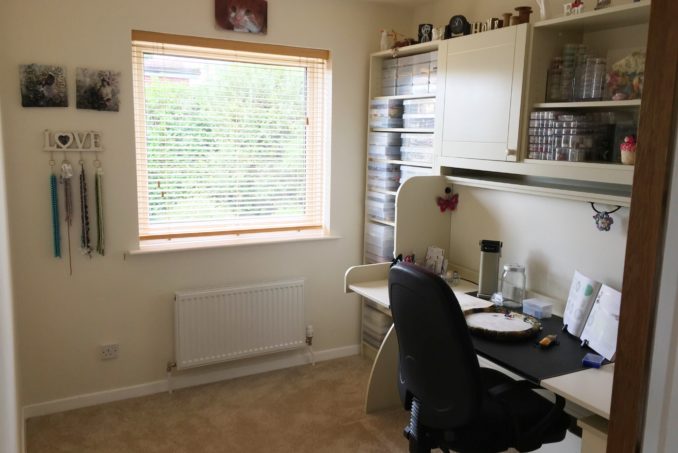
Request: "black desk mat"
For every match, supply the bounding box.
[470,314,604,384]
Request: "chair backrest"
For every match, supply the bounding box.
[389,263,482,428]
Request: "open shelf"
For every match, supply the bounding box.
[445,172,631,207]
[372,93,436,101]
[371,128,435,133]
[367,217,395,227]
[534,1,651,32]
[439,156,634,186]
[368,157,433,168]
[371,41,439,59]
[533,99,641,109]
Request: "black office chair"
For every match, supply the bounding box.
[389,263,570,453]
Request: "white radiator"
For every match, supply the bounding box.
[174,279,306,370]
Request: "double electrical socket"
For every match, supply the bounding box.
[100,343,119,360]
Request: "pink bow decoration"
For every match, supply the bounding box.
[436,193,459,212]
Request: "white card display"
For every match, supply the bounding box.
[563,271,602,337]
[579,285,621,361]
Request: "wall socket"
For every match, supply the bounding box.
[100,343,119,360]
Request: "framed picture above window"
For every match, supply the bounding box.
[215,0,268,34]
[131,31,330,243]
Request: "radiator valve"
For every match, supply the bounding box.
[306,324,314,346]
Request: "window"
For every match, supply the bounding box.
[131,31,329,242]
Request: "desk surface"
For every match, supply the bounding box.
[471,314,605,384]
[542,364,614,419]
[348,277,613,419]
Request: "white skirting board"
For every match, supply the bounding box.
[22,344,359,420]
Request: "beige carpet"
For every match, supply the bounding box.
[26,356,411,452]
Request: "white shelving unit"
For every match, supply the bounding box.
[361,42,440,358]
[523,0,650,191]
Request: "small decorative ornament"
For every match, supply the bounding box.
[436,187,459,212]
[418,24,433,43]
[594,0,611,10]
[621,135,637,165]
[591,203,621,232]
[564,0,584,15]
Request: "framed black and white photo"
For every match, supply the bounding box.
[76,68,121,112]
[19,64,68,108]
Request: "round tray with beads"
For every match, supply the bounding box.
[464,307,542,341]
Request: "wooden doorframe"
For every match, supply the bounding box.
[608,0,678,450]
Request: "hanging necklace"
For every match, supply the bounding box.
[61,159,74,275]
[94,156,105,256]
[49,157,61,258]
[79,159,92,257]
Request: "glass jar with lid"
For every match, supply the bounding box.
[499,264,526,309]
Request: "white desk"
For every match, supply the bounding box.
[345,266,614,425]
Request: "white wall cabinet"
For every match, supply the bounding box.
[437,24,528,162]
[433,1,651,205]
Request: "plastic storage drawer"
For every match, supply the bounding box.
[404,99,436,115]
[403,113,435,129]
[370,117,403,128]
[400,147,433,164]
[400,165,432,183]
[367,200,395,221]
[369,132,401,146]
[368,145,401,159]
[401,133,434,147]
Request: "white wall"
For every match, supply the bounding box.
[448,186,628,306]
[0,0,412,408]
[0,98,21,452]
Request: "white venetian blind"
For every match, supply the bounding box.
[131,31,329,240]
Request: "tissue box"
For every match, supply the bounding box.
[522,298,553,319]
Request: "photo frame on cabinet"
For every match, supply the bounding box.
[215,0,268,34]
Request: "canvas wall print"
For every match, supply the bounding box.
[215,0,268,34]
[76,68,121,112]
[19,64,68,107]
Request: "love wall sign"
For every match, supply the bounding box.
[43,130,103,152]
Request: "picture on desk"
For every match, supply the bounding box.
[563,271,621,361]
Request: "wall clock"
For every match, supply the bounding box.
[448,15,470,37]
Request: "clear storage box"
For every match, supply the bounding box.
[400,146,433,164]
[369,132,401,146]
[370,117,403,128]
[368,145,401,159]
[367,200,395,221]
[522,298,553,319]
[401,133,434,148]
[400,165,431,183]
[403,113,435,129]
[404,99,436,115]
[369,99,403,118]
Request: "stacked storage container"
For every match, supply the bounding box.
[362,304,393,349]
[369,99,403,129]
[401,132,434,164]
[364,222,395,264]
[393,51,438,96]
[368,131,401,160]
